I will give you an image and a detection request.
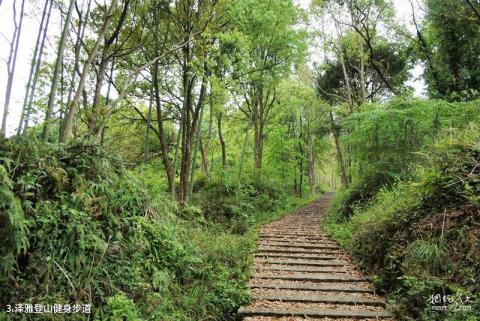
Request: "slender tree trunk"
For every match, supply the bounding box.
[200,138,208,175]
[330,111,348,188]
[238,123,249,179]
[23,0,53,135]
[359,38,367,103]
[307,143,316,192]
[144,83,153,163]
[105,56,115,104]
[253,117,265,169]
[188,86,207,200]
[89,49,109,134]
[174,47,191,202]
[60,1,116,143]
[299,143,304,198]
[252,86,266,170]
[180,75,206,203]
[153,61,174,193]
[218,112,226,168]
[17,0,49,135]
[336,44,354,112]
[66,0,91,108]
[2,0,25,138]
[42,0,76,142]
[200,90,214,175]
[253,118,261,169]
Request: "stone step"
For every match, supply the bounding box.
[251,294,386,306]
[238,307,393,319]
[255,258,347,266]
[259,232,329,236]
[257,247,340,254]
[258,243,340,250]
[252,273,365,282]
[253,265,349,273]
[259,240,338,246]
[255,253,338,260]
[248,283,375,293]
[258,233,330,240]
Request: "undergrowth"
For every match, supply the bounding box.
[324,124,480,320]
[0,138,309,320]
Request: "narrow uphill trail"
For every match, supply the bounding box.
[238,193,394,321]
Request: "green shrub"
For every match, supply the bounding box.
[324,119,480,320]
[192,173,285,234]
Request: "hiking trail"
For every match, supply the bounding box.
[238,193,395,321]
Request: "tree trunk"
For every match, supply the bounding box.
[218,112,226,168]
[153,61,174,193]
[307,143,316,192]
[60,1,116,143]
[89,49,109,134]
[177,41,198,203]
[200,91,214,175]
[330,111,348,188]
[336,44,354,113]
[2,0,25,138]
[188,84,207,201]
[89,1,129,137]
[64,0,91,125]
[253,117,264,169]
[298,141,304,197]
[144,83,153,163]
[359,38,367,103]
[17,0,49,135]
[42,0,76,142]
[23,0,53,135]
[199,138,208,175]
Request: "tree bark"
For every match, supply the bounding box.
[42,0,76,142]
[2,0,25,138]
[23,0,53,135]
[307,143,316,192]
[17,0,49,135]
[252,88,264,169]
[330,111,348,188]
[65,0,91,113]
[359,38,367,103]
[200,88,214,175]
[60,1,116,143]
[90,0,129,136]
[153,61,174,193]
[188,82,207,200]
[218,112,227,168]
[144,83,153,163]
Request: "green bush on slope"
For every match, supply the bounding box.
[324,125,480,320]
[334,98,480,217]
[0,138,299,320]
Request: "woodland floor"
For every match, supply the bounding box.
[238,193,395,321]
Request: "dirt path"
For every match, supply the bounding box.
[238,193,394,321]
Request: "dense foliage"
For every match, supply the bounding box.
[323,100,480,320]
[0,139,309,320]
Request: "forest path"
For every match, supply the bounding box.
[238,193,394,321]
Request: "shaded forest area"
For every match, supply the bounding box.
[0,0,479,320]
